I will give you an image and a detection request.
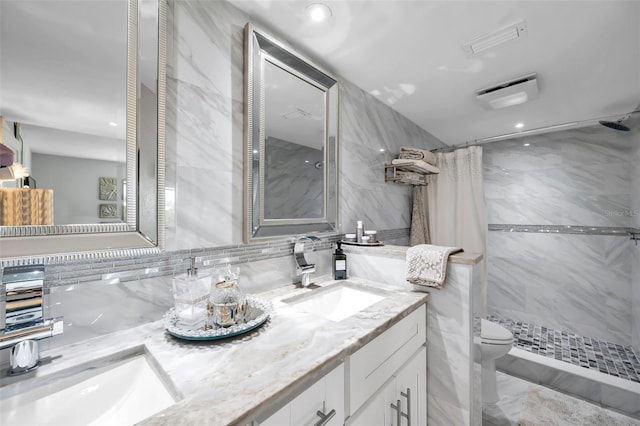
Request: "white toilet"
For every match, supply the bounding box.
[480,319,514,404]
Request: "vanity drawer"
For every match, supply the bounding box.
[347,303,426,414]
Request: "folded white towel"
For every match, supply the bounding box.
[396,171,426,185]
[406,244,463,289]
[391,158,440,174]
[399,147,438,166]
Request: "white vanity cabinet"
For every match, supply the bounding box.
[347,304,427,426]
[254,302,428,426]
[256,363,344,426]
[348,346,427,426]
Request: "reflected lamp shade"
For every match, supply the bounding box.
[0,189,54,226]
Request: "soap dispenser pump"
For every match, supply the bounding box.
[332,242,347,280]
[187,256,198,276]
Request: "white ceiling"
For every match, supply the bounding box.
[2,1,639,154]
[230,0,640,146]
[0,0,157,161]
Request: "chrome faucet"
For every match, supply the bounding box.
[294,235,320,287]
[1,265,63,375]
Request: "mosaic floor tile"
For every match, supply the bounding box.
[487,315,640,383]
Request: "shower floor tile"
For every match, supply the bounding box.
[487,315,640,383]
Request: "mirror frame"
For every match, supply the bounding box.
[243,23,339,243]
[0,0,166,260]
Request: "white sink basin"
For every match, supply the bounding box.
[0,354,176,426]
[285,283,386,322]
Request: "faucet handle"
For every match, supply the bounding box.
[9,340,40,375]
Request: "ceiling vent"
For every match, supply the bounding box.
[463,20,528,55]
[476,73,539,110]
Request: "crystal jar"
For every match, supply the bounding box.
[208,266,246,328]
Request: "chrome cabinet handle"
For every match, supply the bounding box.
[401,388,411,426]
[390,400,402,426]
[314,408,336,426]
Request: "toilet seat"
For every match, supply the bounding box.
[481,319,513,345]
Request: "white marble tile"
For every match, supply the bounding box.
[482,371,530,426]
[540,369,603,404]
[173,168,240,250]
[601,385,640,419]
[427,393,471,426]
[427,270,472,335]
[427,328,472,410]
[487,230,633,344]
[346,253,409,289]
[46,277,174,350]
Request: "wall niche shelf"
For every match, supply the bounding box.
[384,159,439,186]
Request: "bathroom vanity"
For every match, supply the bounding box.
[0,277,429,426]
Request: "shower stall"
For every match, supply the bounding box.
[482,118,640,418]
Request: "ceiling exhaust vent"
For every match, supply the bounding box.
[463,20,527,55]
[476,73,539,110]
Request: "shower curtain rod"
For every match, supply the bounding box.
[431,110,639,154]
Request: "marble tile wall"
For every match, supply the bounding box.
[264,138,324,219]
[484,124,637,345]
[166,0,445,250]
[632,130,640,355]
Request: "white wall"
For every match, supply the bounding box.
[32,153,125,224]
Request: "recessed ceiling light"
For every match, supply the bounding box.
[379,148,385,152]
[253,150,259,154]
[515,123,524,129]
[523,143,531,147]
[305,160,310,163]
[306,3,332,22]
[108,121,118,127]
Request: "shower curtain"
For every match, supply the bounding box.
[410,146,487,309]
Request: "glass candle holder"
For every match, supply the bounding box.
[208,265,246,328]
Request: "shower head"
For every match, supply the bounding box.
[599,120,631,132]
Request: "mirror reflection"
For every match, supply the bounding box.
[264,61,325,220]
[244,23,339,242]
[0,0,164,257]
[0,0,128,225]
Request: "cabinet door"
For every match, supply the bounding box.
[290,363,344,426]
[394,346,427,426]
[348,378,392,426]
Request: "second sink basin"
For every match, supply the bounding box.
[0,352,176,426]
[284,282,386,322]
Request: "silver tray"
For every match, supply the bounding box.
[164,294,271,341]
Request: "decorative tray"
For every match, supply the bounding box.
[340,240,384,247]
[164,294,271,341]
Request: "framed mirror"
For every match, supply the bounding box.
[244,23,339,242]
[0,0,166,259]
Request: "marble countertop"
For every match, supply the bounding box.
[343,244,483,265]
[0,276,429,426]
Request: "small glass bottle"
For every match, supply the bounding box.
[356,220,364,243]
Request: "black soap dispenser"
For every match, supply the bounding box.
[332,242,347,280]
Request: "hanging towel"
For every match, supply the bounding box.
[410,186,430,245]
[406,244,463,289]
[399,147,438,166]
